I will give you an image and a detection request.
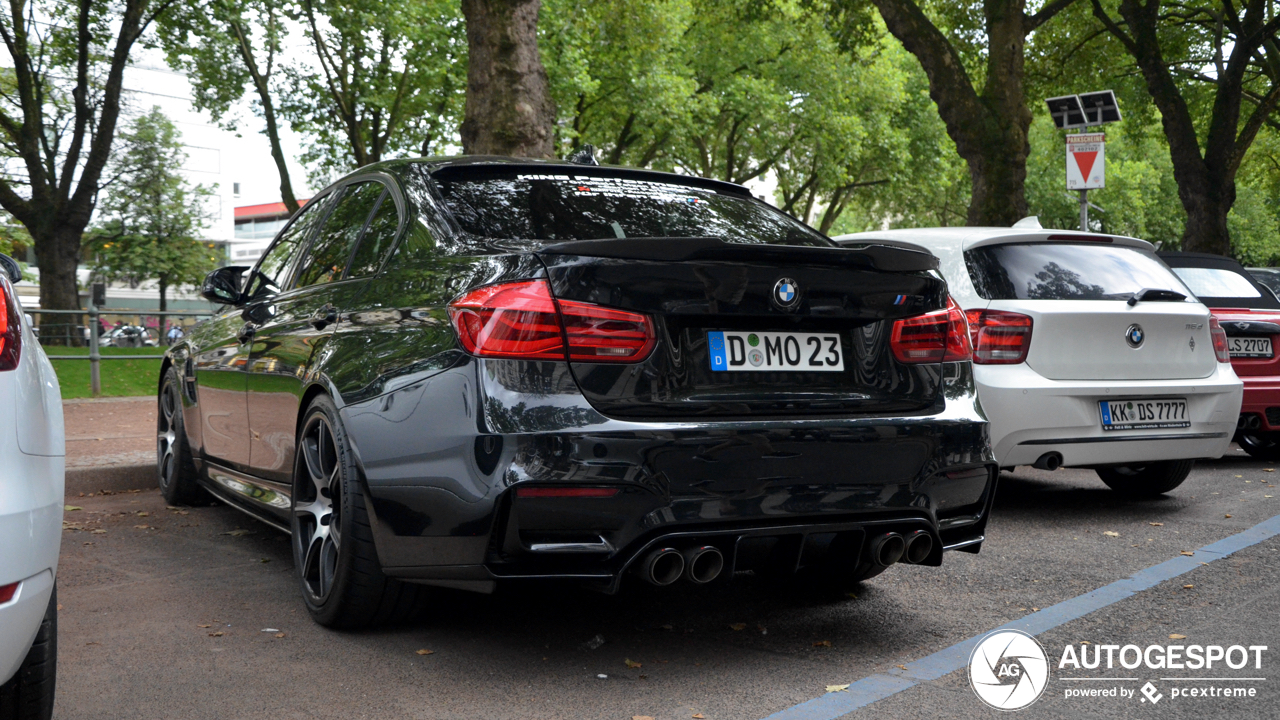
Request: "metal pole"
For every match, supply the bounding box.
[88,305,101,397]
[1079,189,1089,231]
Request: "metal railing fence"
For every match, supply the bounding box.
[27,307,212,396]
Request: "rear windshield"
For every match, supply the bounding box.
[1169,267,1280,309]
[965,243,1190,301]
[430,167,832,247]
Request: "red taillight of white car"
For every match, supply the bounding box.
[1209,316,1230,363]
[0,276,21,371]
[890,297,972,363]
[966,309,1033,364]
[447,279,656,363]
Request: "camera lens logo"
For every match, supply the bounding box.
[968,630,1050,711]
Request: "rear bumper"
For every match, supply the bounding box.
[344,360,996,592]
[1238,376,1280,430]
[976,362,1242,467]
[0,569,54,685]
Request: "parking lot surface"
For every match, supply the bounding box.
[53,400,1280,719]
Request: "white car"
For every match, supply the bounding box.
[0,253,63,719]
[835,227,1242,496]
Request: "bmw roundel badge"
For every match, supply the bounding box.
[1125,323,1144,348]
[772,277,800,310]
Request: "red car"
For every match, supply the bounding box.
[1161,252,1280,459]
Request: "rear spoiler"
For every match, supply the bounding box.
[538,237,939,273]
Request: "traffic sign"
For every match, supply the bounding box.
[1066,133,1104,189]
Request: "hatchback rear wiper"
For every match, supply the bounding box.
[1127,287,1188,306]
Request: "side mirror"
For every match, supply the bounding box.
[0,253,21,284]
[201,266,249,306]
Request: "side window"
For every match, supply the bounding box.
[245,195,332,301]
[295,182,384,288]
[346,191,401,277]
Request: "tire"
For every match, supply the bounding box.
[0,584,57,720]
[157,366,209,506]
[1237,432,1280,461]
[1096,459,1194,497]
[291,395,424,629]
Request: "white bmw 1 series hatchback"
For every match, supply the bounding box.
[835,227,1242,497]
[0,254,63,719]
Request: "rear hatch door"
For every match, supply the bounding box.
[966,240,1217,380]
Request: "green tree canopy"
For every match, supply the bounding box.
[85,108,220,311]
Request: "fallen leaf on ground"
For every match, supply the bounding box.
[1170,633,1187,640]
[64,505,82,511]
[1103,531,1120,537]
[56,604,63,611]
[1266,469,1275,472]
[221,529,252,537]
[1225,514,1232,518]
[197,624,211,628]
[1032,607,1040,611]
[261,628,279,633]
[826,684,850,693]
[1183,585,1194,589]
[133,525,151,529]
[896,664,907,670]
[693,714,706,719]
[813,640,832,647]
[415,649,434,655]
[1149,522,1164,526]
[90,529,106,534]
[259,558,271,563]
[1080,641,1091,644]
[1180,551,1195,556]
[137,512,149,517]
[208,631,223,637]
[632,716,655,720]
[625,658,642,669]
[274,633,285,638]
[728,623,746,631]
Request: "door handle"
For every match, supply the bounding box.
[310,304,339,331]
[237,322,257,344]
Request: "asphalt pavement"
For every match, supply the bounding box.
[51,398,1280,719]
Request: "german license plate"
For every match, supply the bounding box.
[1228,336,1273,358]
[1099,398,1190,431]
[708,331,844,372]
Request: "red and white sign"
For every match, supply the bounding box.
[1066,133,1105,189]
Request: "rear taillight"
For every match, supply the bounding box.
[0,581,17,603]
[890,297,971,363]
[0,277,20,372]
[1210,316,1230,363]
[965,309,1033,364]
[447,280,655,363]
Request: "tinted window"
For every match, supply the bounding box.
[245,195,332,300]
[431,167,831,247]
[295,182,384,288]
[966,243,1189,301]
[347,191,400,277]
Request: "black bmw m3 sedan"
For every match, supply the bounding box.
[158,156,997,628]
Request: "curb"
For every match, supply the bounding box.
[66,463,154,495]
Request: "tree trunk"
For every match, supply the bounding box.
[1178,171,1234,254]
[158,274,169,313]
[32,225,83,345]
[460,0,555,157]
[870,0,1057,227]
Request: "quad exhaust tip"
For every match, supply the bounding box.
[682,545,724,584]
[1240,413,1263,431]
[870,532,906,567]
[903,530,934,565]
[640,547,685,586]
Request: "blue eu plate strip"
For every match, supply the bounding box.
[708,331,727,372]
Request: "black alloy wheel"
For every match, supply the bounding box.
[1095,459,1194,497]
[156,366,207,506]
[1237,432,1280,461]
[290,396,423,628]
